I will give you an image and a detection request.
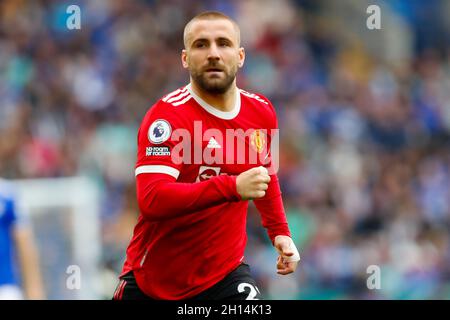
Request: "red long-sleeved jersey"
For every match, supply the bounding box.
[121,84,291,299]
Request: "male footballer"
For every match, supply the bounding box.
[114,11,300,300]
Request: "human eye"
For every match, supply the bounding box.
[218,39,231,47]
[193,41,207,48]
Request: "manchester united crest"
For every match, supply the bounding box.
[250,129,266,154]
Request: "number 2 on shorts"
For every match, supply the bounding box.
[237,282,261,300]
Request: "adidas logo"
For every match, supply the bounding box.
[207,137,221,149]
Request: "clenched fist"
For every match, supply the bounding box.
[236,166,271,200]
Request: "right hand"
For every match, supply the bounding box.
[236,166,271,200]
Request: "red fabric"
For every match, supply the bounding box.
[254,174,291,244]
[137,173,241,221]
[121,85,291,299]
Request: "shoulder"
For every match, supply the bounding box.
[161,86,193,107]
[155,85,193,113]
[239,88,276,114]
[138,86,194,144]
[141,85,193,128]
[239,88,277,124]
[239,88,270,106]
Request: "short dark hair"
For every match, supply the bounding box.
[183,11,241,48]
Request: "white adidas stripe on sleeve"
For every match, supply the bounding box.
[162,87,187,102]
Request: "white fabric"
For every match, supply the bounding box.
[186,83,241,120]
[286,237,301,262]
[0,285,23,300]
[135,165,180,179]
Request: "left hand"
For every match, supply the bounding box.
[274,235,300,275]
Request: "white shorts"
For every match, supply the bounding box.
[0,285,23,300]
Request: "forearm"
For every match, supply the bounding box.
[253,174,291,243]
[137,173,241,221]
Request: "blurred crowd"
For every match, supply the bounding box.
[1,0,449,299]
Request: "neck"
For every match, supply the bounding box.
[189,80,237,112]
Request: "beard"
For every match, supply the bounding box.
[190,63,238,94]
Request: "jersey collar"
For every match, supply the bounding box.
[186,83,241,120]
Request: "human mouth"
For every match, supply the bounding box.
[204,67,224,73]
[205,68,224,79]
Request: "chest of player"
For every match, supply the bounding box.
[173,117,275,181]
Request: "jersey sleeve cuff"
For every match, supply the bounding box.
[228,175,242,201]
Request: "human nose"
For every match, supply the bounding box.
[207,43,220,61]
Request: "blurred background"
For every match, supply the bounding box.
[1,0,450,299]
